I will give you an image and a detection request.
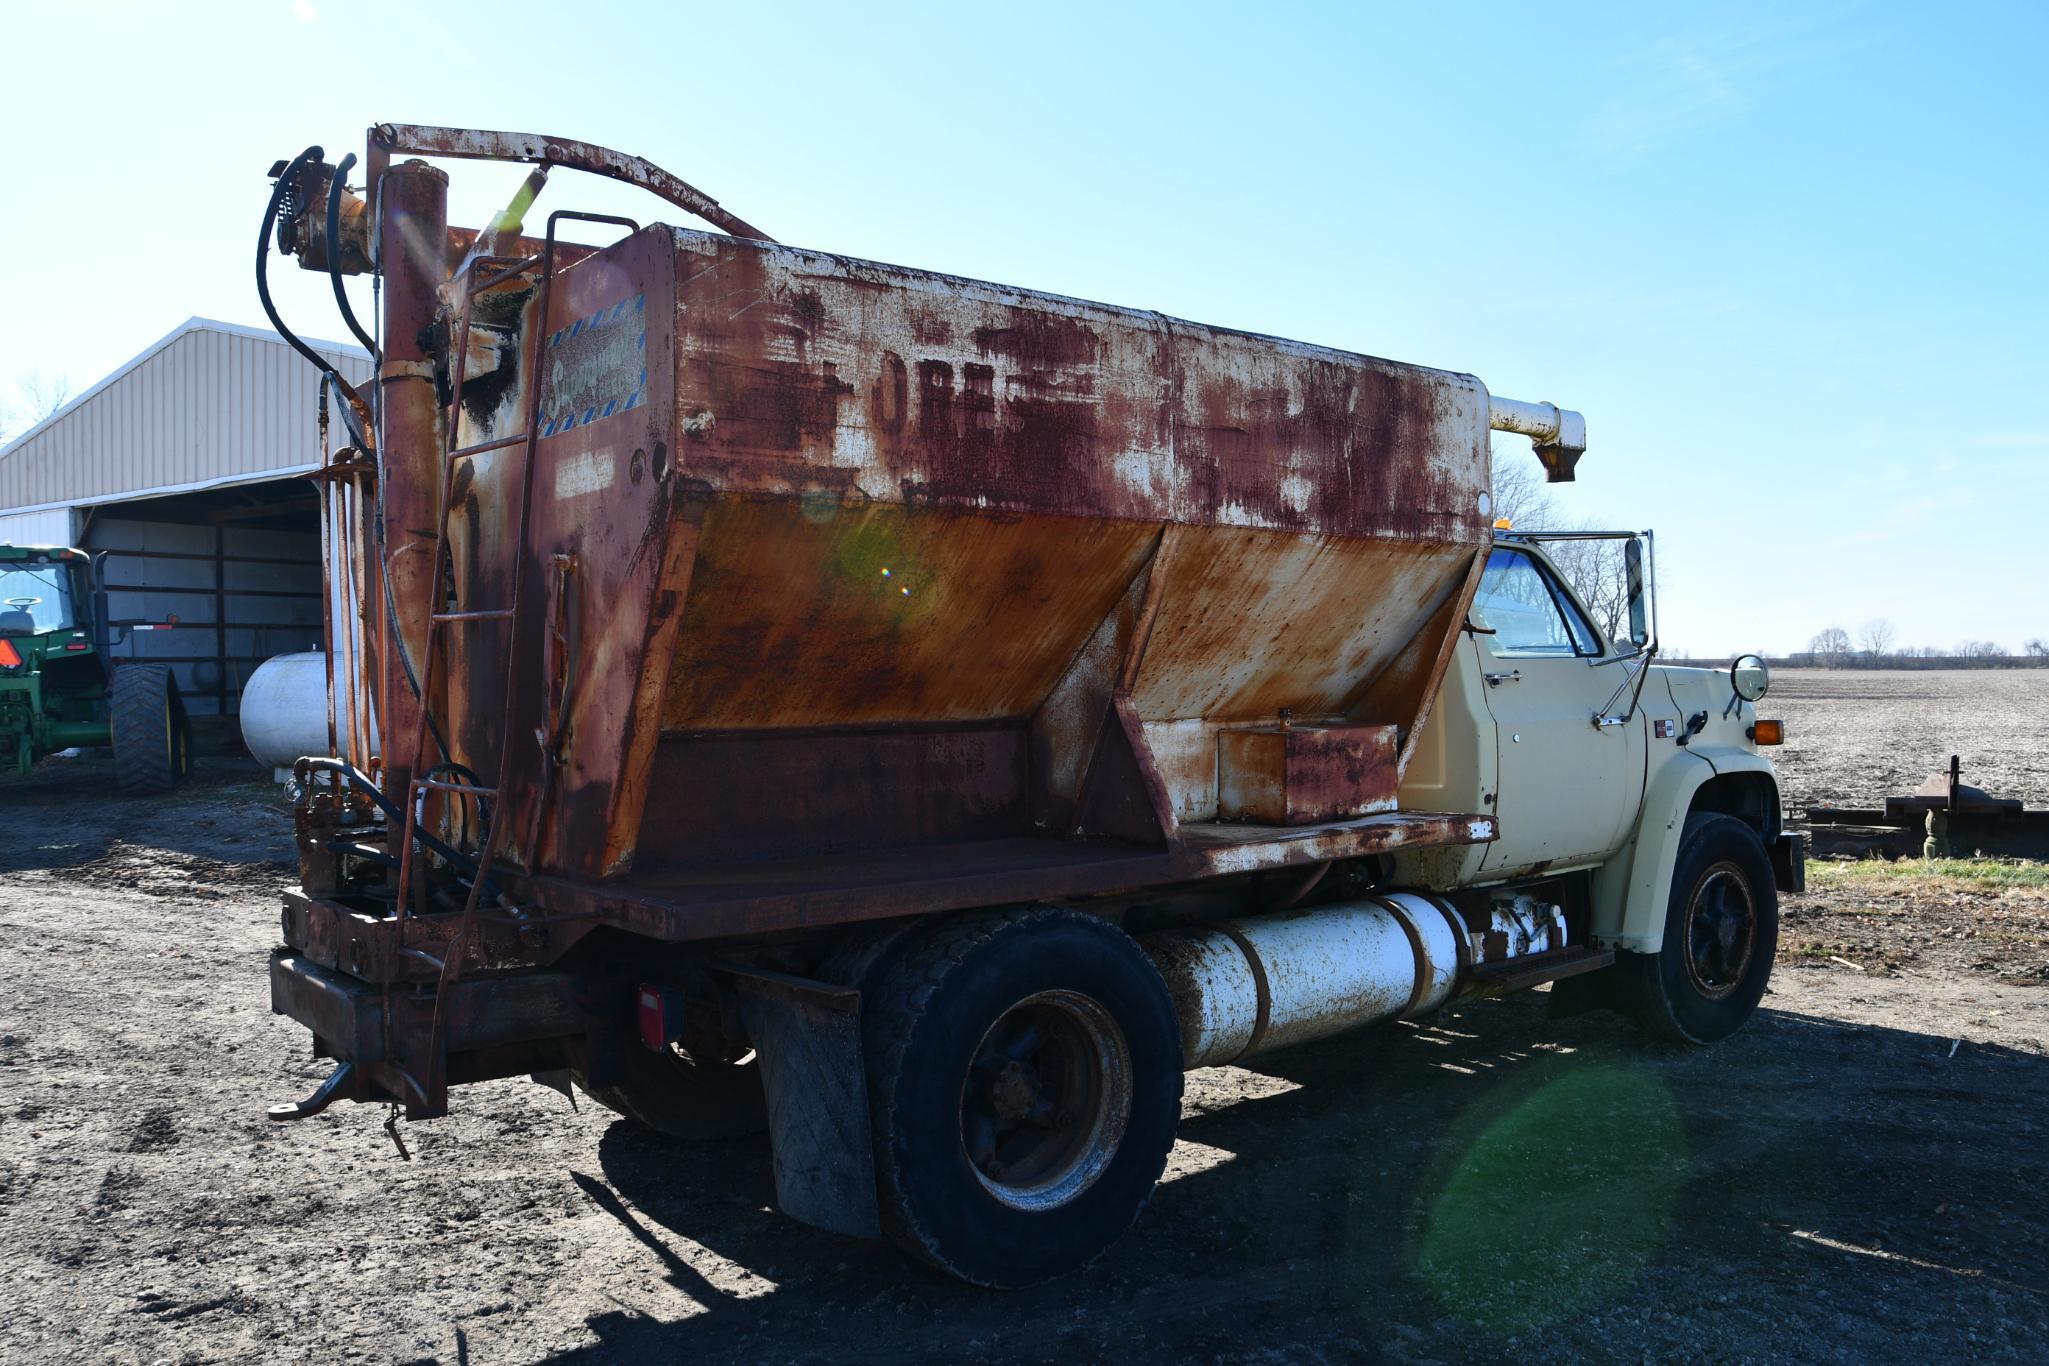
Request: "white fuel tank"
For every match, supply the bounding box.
[240,652,375,779]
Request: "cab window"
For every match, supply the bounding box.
[1471,548,1600,657]
[0,561,76,634]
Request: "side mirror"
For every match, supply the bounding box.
[1623,538,1649,647]
[1731,653,1770,702]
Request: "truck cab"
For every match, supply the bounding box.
[1399,529,1797,1036]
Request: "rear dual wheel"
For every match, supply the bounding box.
[864,907,1183,1287]
[572,1040,768,1142]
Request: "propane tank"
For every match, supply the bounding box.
[240,652,375,779]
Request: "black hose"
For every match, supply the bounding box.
[422,760,493,847]
[326,152,378,355]
[259,147,355,386]
[298,757,504,903]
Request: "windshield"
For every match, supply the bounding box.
[0,562,77,634]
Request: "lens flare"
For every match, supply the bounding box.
[1410,1060,1686,1333]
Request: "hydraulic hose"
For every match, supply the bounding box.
[326,152,379,355]
[257,146,365,409]
[297,756,505,903]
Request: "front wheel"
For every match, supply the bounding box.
[1623,812,1779,1044]
[864,907,1184,1287]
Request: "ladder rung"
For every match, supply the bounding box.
[432,609,513,622]
[448,432,530,460]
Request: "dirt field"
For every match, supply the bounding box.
[1764,668,2049,811]
[2,694,2046,1363]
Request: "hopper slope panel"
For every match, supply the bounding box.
[664,229,1490,541]
[1128,526,1473,722]
[662,499,1160,731]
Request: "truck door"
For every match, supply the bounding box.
[1467,545,1646,875]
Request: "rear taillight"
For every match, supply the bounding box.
[637,983,684,1051]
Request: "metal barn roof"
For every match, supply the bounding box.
[0,318,371,516]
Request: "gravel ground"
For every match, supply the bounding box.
[2,743,2046,1364]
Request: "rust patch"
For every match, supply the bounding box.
[662,499,1159,730]
[1217,724,1399,825]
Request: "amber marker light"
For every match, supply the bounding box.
[1749,719,1784,745]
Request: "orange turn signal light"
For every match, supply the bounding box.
[1750,719,1784,746]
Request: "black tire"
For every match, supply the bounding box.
[110,664,191,794]
[865,907,1183,1287]
[1623,812,1779,1045]
[573,1043,768,1141]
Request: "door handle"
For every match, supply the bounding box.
[1484,670,1521,687]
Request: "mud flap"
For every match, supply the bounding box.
[725,966,881,1241]
[1770,831,1806,894]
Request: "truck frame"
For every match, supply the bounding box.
[259,126,1799,1285]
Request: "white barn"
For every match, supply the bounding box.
[0,319,371,723]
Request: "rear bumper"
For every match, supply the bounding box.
[268,949,609,1114]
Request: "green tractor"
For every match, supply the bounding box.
[0,544,192,792]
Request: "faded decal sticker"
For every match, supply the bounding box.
[554,449,616,500]
[539,293,646,437]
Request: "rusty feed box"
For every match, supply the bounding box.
[1217,723,1398,825]
[418,206,1499,886]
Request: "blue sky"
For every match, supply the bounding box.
[1,1,2041,655]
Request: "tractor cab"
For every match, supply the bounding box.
[0,547,93,667]
[0,544,191,789]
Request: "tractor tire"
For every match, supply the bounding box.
[1621,813,1779,1045]
[110,664,192,794]
[573,1046,769,1142]
[863,906,1184,1287]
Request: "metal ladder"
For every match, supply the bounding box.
[385,211,637,1106]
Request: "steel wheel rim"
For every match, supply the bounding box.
[1684,861,1757,1000]
[959,989,1132,1212]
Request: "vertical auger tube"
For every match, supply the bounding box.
[373,159,450,819]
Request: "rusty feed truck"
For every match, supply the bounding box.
[258,126,1800,1286]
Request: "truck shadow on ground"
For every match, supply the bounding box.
[557,991,2049,1363]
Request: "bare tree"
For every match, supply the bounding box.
[2025,638,2048,658]
[1857,617,1897,657]
[1488,454,1557,529]
[1544,534,1630,643]
[1808,626,1852,666]
[1954,640,2007,658]
[0,371,73,446]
